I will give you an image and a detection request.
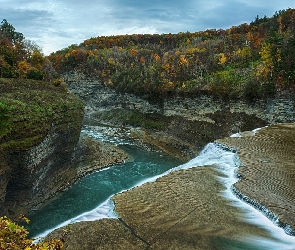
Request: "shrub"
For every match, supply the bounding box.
[0,215,64,249]
[26,68,45,80]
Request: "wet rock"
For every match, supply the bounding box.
[46,219,147,250]
[217,123,295,234]
[48,167,273,249]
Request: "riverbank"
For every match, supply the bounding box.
[45,123,295,249]
[27,131,129,213]
[39,76,295,248]
[83,116,199,161]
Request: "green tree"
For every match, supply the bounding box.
[0,19,24,44]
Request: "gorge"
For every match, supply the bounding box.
[37,75,295,249]
[1,9,295,249]
[41,122,295,249]
[1,75,295,249]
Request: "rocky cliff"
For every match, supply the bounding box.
[65,71,294,159]
[0,79,85,218]
[42,73,295,248]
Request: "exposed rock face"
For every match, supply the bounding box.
[65,73,294,159]
[0,80,130,218]
[74,133,128,179]
[0,79,85,218]
[65,72,295,128]
[4,133,77,214]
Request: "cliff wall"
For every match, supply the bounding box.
[65,72,294,159]
[0,79,84,217]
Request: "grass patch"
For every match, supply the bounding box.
[0,100,11,138]
[0,78,84,150]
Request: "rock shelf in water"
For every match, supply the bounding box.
[217,123,295,235]
[46,123,295,249]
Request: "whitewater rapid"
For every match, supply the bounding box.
[35,128,295,249]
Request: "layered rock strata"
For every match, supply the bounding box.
[0,79,85,218]
[65,74,294,159]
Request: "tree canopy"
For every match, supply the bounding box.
[0,19,56,81]
[48,8,295,99]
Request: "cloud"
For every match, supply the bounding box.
[1,0,295,55]
[0,8,53,28]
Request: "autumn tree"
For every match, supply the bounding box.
[0,215,64,249]
[0,19,56,81]
[47,8,295,98]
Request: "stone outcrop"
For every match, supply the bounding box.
[65,73,294,159]
[0,79,129,218]
[0,79,85,218]
[65,72,295,126]
[74,133,128,179]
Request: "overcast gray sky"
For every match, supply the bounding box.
[1,0,294,55]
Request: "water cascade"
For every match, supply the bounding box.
[28,126,295,249]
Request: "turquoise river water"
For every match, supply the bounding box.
[26,125,295,249]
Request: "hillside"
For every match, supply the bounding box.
[48,8,295,100]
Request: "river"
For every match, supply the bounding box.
[26,125,183,238]
[26,124,295,249]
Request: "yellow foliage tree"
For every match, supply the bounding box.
[178,55,188,65]
[17,60,31,78]
[131,48,137,57]
[256,42,273,80]
[0,216,64,249]
[31,49,45,69]
[153,53,161,62]
[219,53,227,64]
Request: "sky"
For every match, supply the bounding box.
[1,0,294,55]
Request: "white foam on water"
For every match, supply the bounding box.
[135,138,295,248]
[34,198,118,240]
[36,126,295,249]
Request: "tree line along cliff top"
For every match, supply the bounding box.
[47,8,295,100]
[1,9,295,101]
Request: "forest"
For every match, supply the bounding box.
[1,9,295,100]
[47,8,295,99]
[0,19,58,83]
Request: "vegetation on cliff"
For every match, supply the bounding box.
[48,8,295,99]
[0,22,84,249]
[0,78,84,150]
